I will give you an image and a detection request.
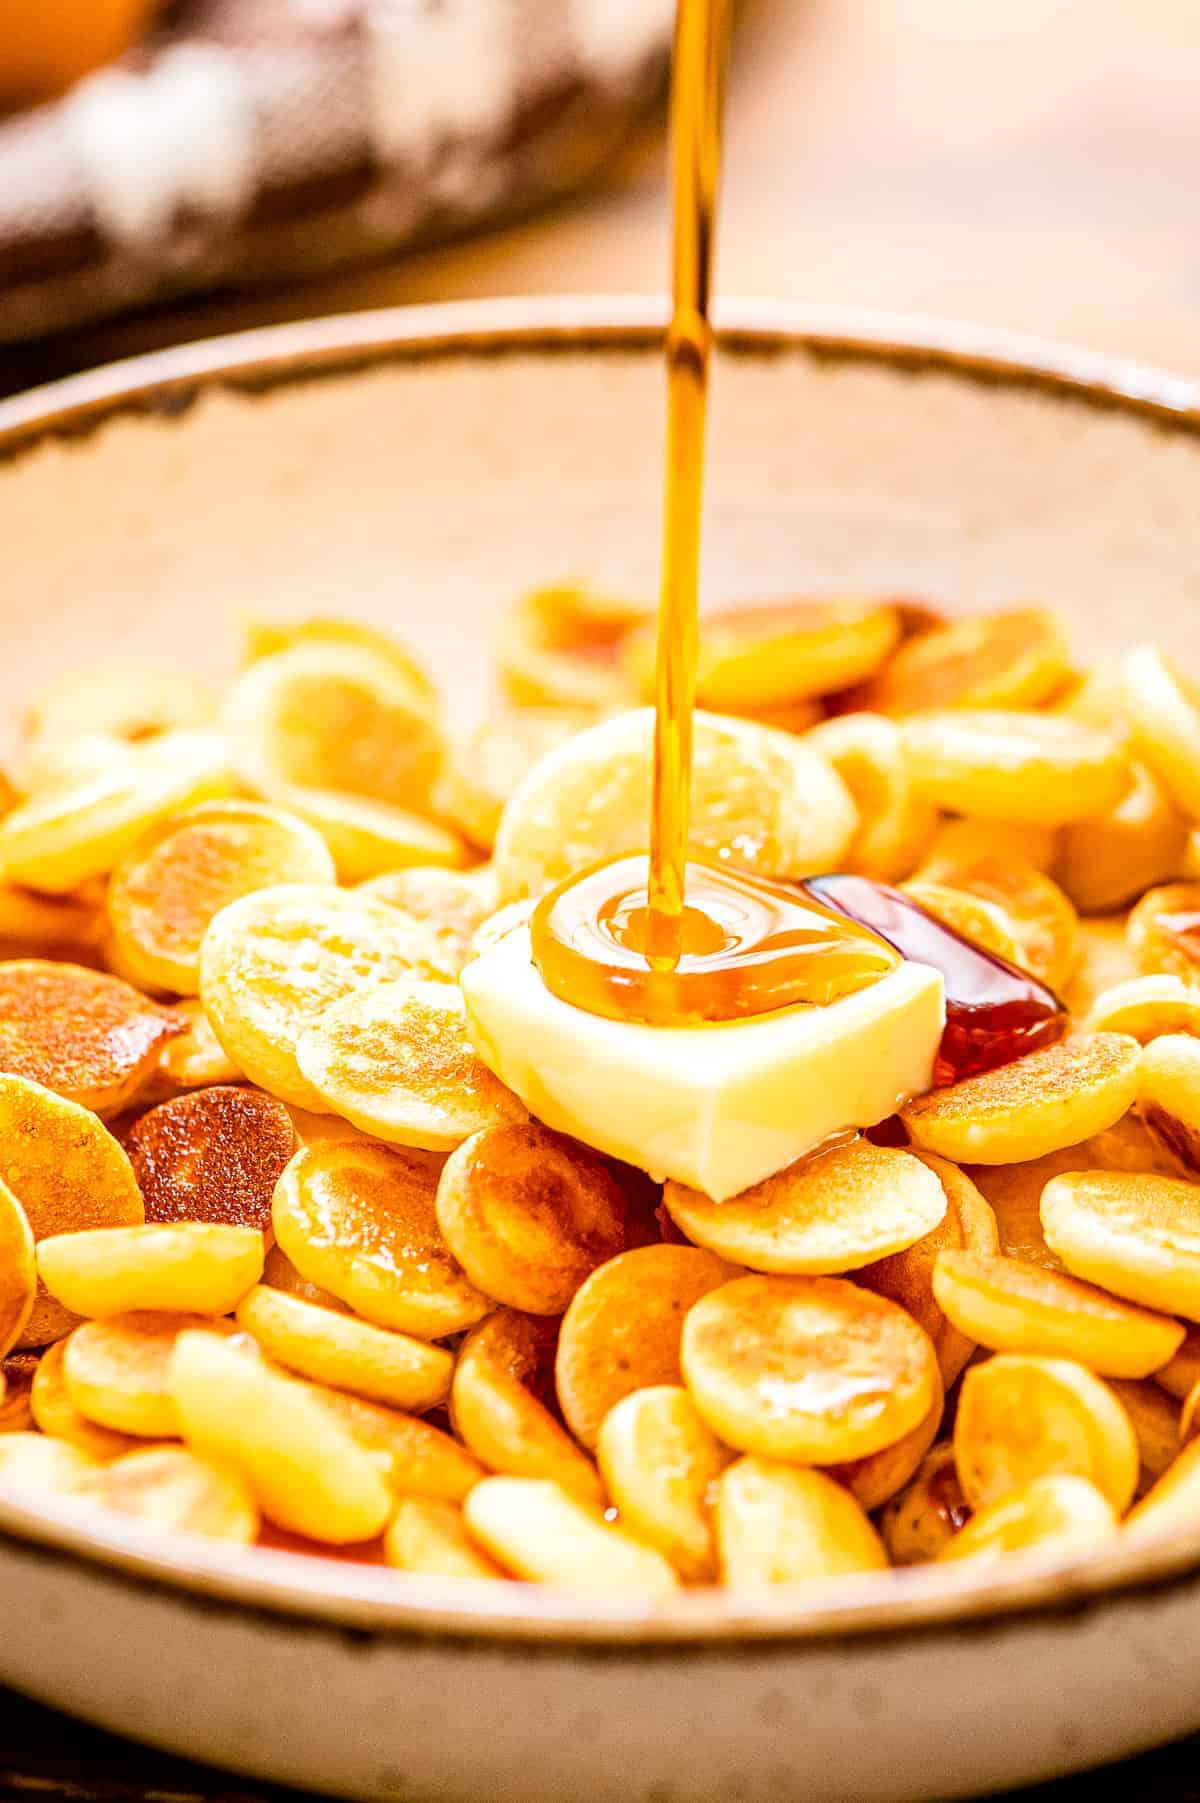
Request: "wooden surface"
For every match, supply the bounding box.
[7,0,1200,1797]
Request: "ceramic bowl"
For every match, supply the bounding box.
[2,300,1200,1803]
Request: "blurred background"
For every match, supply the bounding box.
[0,0,1196,398]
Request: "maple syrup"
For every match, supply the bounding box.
[802,875,1067,1084]
[533,854,899,1026]
[531,0,890,1023]
[532,0,1060,1048]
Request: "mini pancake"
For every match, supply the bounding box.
[931,1250,1184,1378]
[168,1329,392,1544]
[70,1445,259,1544]
[296,980,526,1150]
[716,1458,888,1589]
[902,710,1130,826]
[1120,643,1200,819]
[954,1353,1138,1512]
[260,1241,346,1310]
[0,1432,100,1493]
[277,788,467,883]
[0,1074,145,1348]
[901,1034,1141,1164]
[856,1151,999,1385]
[1065,916,1140,1017]
[663,1139,947,1276]
[1041,1169,1200,1320]
[436,1123,631,1315]
[496,585,646,709]
[61,1311,239,1438]
[0,730,233,893]
[918,817,1059,880]
[142,1000,241,1101]
[733,697,824,734]
[359,865,499,973]
[123,1085,297,1232]
[681,1274,940,1465]
[452,1309,602,1505]
[1127,883,1200,983]
[827,1371,945,1512]
[463,1476,679,1597]
[280,1106,366,1148]
[916,854,1079,990]
[879,1442,970,1566]
[938,1474,1117,1564]
[1125,1436,1200,1542]
[31,1339,143,1460]
[198,883,453,1111]
[240,616,436,710]
[437,707,602,852]
[965,1132,1160,1276]
[555,1245,732,1451]
[804,713,938,881]
[272,1139,489,1339]
[1108,1379,1180,1485]
[236,1285,453,1413]
[1056,762,1187,916]
[1154,1323,1200,1407]
[1084,1111,1184,1176]
[857,607,1072,717]
[626,598,901,712]
[306,1384,483,1501]
[24,665,216,750]
[1176,1378,1200,1447]
[1053,658,1128,730]
[596,1385,730,1583]
[0,1352,38,1432]
[0,961,180,1116]
[1139,1033,1200,1171]
[38,1223,264,1319]
[0,882,106,959]
[0,1182,34,1359]
[899,882,1024,967]
[491,708,857,903]
[223,642,445,811]
[1084,976,1200,1043]
[12,731,135,798]
[966,1149,1103,1273]
[107,799,336,995]
[384,1497,505,1580]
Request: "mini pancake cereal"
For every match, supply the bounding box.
[272,1139,489,1338]
[296,980,526,1150]
[452,1309,602,1505]
[5,599,1200,1607]
[107,800,336,995]
[0,962,179,1116]
[680,1275,940,1464]
[0,1074,145,1347]
[198,884,452,1110]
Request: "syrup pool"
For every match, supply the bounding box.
[802,873,1067,1084]
[531,855,900,1027]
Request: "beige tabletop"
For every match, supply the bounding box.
[2,0,1200,396]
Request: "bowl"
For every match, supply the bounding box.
[1,298,1200,1802]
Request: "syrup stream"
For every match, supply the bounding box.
[646,0,731,970]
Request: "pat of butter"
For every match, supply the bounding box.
[461,927,945,1202]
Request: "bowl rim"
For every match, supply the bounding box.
[2,292,1200,1651]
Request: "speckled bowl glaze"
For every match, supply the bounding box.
[2,300,1200,1802]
